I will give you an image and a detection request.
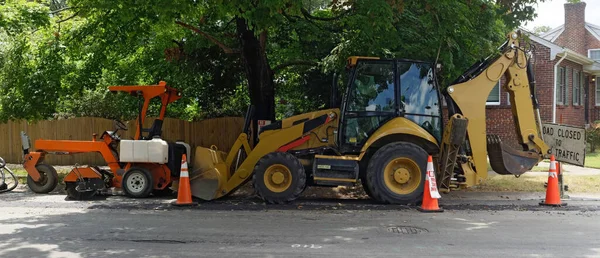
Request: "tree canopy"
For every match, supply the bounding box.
[0,0,545,122]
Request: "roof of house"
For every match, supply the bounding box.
[539,22,600,42]
[523,30,600,75]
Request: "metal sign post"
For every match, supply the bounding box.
[558,162,567,199]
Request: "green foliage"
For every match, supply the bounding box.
[0,1,50,36]
[0,0,546,122]
[532,25,552,35]
[586,122,600,153]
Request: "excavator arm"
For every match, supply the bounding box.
[444,31,550,186]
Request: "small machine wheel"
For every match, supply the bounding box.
[122,168,154,198]
[365,142,427,205]
[65,182,97,200]
[252,152,306,204]
[27,164,59,194]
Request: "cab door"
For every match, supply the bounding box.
[339,60,398,153]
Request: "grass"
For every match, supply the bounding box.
[481,150,600,193]
[585,151,600,169]
[471,173,600,193]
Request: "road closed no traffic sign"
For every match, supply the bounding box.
[542,123,586,166]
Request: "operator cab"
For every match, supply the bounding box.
[338,57,443,153]
[108,82,190,176]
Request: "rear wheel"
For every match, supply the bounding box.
[122,168,154,198]
[27,164,58,194]
[365,142,427,204]
[253,152,306,204]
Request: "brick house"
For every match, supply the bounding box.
[486,1,600,148]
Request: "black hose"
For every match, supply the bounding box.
[0,157,18,194]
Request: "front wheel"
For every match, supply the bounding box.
[365,142,427,205]
[27,164,58,194]
[252,152,306,204]
[122,168,154,198]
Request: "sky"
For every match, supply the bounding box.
[523,0,600,31]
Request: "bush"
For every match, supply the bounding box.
[586,121,600,153]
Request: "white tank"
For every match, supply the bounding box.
[120,138,169,164]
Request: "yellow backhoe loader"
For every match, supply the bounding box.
[187,30,550,204]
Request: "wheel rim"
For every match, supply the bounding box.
[126,172,147,194]
[35,171,49,186]
[383,157,421,195]
[263,164,292,193]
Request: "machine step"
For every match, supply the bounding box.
[312,155,359,186]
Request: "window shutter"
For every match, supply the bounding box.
[596,78,600,106]
[565,67,570,106]
[581,72,585,106]
[573,70,579,106]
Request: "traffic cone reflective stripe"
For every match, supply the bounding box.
[418,155,443,213]
[172,154,197,206]
[540,155,566,207]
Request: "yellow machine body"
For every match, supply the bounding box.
[188,31,550,203]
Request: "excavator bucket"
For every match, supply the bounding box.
[486,135,541,175]
[188,147,227,200]
[189,168,222,200]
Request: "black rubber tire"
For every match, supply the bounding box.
[360,178,375,199]
[65,182,97,200]
[252,152,306,204]
[122,167,154,198]
[365,142,427,205]
[27,164,59,194]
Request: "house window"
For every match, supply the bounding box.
[557,67,565,105]
[589,49,600,61]
[487,80,501,105]
[573,70,580,105]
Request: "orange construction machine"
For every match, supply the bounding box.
[21,81,191,199]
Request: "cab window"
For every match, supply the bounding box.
[343,61,396,146]
[347,62,395,112]
[398,62,441,141]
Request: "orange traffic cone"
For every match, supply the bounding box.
[418,155,443,213]
[172,154,197,206]
[540,155,566,207]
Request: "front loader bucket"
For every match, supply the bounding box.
[188,146,227,201]
[189,168,222,200]
[487,135,541,175]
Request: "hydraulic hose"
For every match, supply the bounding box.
[0,157,19,193]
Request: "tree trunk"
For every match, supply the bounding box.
[236,18,275,144]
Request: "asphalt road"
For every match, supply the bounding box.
[1,192,599,258]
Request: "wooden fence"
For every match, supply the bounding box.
[0,117,244,165]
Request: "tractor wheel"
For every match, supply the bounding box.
[122,167,154,198]
[365,142,427,205]
[27,164,58,194]
[361,178,375,199]
[252,152,306,204]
